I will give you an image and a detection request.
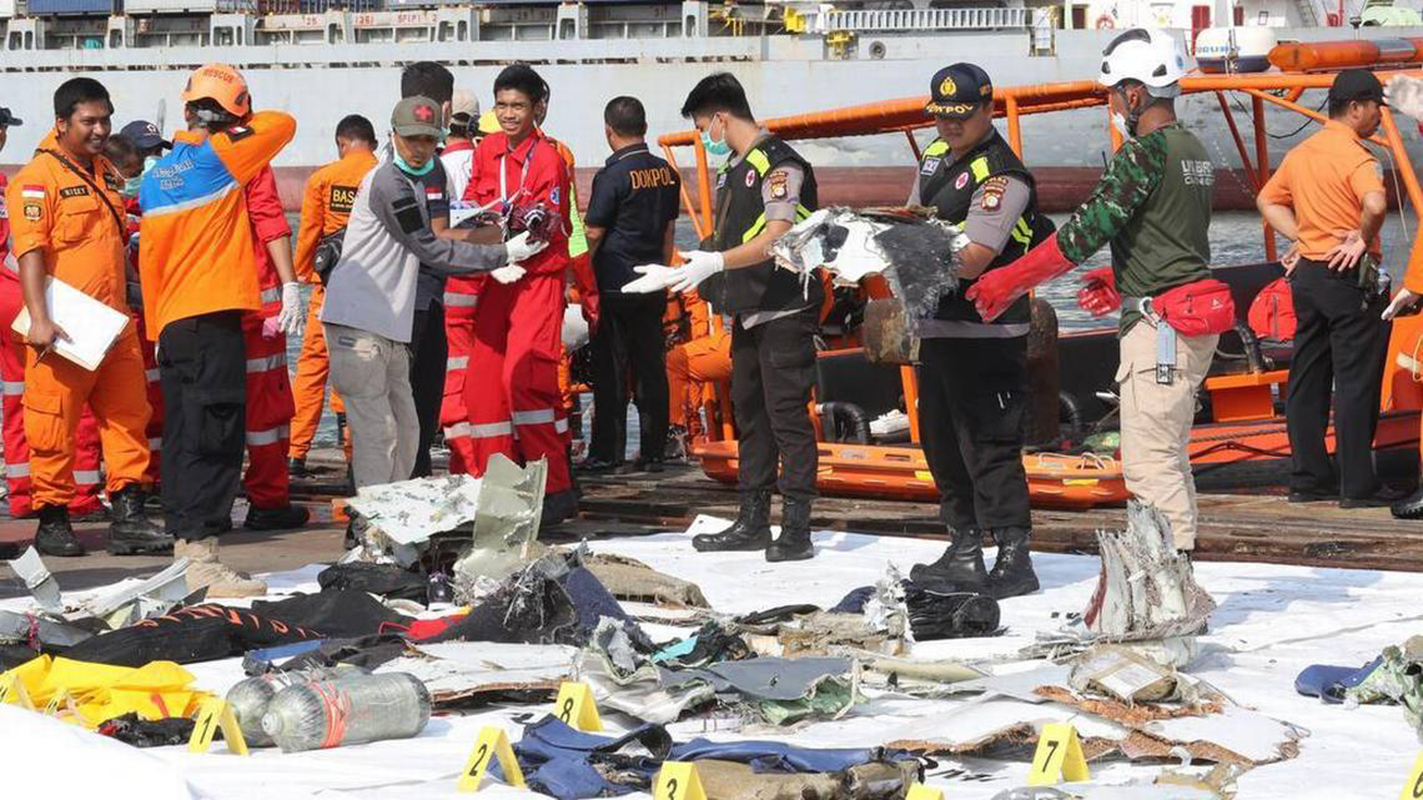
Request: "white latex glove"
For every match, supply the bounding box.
[505,231,547,265]
[1386,75,1423,121]
[1384,287,1422,320]
[277,281,304,337]
[623,264,679,294]
[491,264,526,285]
[668,250,725,294]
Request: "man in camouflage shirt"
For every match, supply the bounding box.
[968,28,1217,553]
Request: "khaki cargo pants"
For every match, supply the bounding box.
[1116,319,1218,551]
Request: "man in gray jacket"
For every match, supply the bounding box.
[322,96,543,489]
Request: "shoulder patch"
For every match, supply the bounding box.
[549,186,560,207]
[954,172,969,190]
[980,175,1008,210]
[102,172,122,192]
[227,126,254,142]
[768,169,789,200]
[59,185,90,199]
[744,170,756,189]
[23,202,41,221]
[920,156,941,176]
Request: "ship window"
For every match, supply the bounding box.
[684,15,697,36]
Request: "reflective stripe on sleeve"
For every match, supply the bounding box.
[446,356,469,371]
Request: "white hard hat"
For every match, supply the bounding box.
[1098,28,1186,98]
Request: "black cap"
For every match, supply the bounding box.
[1330,69,1385,105]
[118,120,170,150]
[0,108,22,127]
[925,63,993,119]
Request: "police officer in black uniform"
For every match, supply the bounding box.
[583,96,682,472]
[626,72,822,562]
[907,64,1055,599]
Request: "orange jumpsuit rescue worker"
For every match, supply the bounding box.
[0,106,106,522]
[8,78,168,557]
[139,63,298,597]
[288,114,378,476]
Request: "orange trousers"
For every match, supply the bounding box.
[289,284,345,460]
[667,333,732,438]
[23,326,152,509]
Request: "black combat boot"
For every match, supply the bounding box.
[1392,486,1423,520]
[244,504,311,531]
[692,489,772,552]
[986,526,1040,599]
[108,485,174,555]
[34,504,84,557]
[288,457,308,479]
[909,526,989,593]
[766,497,814,562]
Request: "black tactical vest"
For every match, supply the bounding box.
[702,135,823,316]
[918,129,1055,326]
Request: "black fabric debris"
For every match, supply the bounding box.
[317,562,429,603]
[64,604,326,667]
[275,634,411,672]
[736,605,821,626]
[97,713,197,748]
[902,583,1001,640]
[250,590,413,637]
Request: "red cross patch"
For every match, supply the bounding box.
[414,104,434,123]
[954,172,969,190]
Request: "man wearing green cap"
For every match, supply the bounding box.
[905,62,1055,600]
[322,95,545,492]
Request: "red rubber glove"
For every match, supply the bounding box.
[965,234,1076,322]
[570,251,600,334]
[1077,266,1121,317]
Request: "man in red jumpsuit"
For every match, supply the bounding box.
[241,165,309,530]
[464,64,577,524]
[0,106,104,520]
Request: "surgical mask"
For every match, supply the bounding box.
[122,175,142,198]
[394,152,435,177]
[700,116,731,157]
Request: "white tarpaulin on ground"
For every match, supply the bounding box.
[4,522,1423,799]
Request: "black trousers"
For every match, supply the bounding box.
[408,303,448,478]
[916,335,1032,532]
[1286,260,1391,498]
[158,311,246,541]
[589,293,670,463]
[731,307,819,502]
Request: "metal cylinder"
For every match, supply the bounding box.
[260,672,432,753]
[1025,297,1060,446]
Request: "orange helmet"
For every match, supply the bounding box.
[181,63,251,118]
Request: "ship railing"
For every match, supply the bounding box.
[814,7,1030,33]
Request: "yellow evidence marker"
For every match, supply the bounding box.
[1397,752,1423,800]
[0,673,34,710]
[187,697,250,755]
[457,725,527,792]
[551,681,602,731]
[904,784,944,800]
[654,761,707,800]
[1026,722,1090,785]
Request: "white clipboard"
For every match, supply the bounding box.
[10,277,129,371]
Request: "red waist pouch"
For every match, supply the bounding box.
[1155,278,1236,337]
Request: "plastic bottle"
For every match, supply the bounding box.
[260,672,432,753]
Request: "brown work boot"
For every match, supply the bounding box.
[176,537,267,599]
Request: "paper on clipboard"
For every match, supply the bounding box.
[10,277,129,371]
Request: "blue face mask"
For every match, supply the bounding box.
[700,115,731,157]
[394,151,435,177]
[122,175,142,198]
